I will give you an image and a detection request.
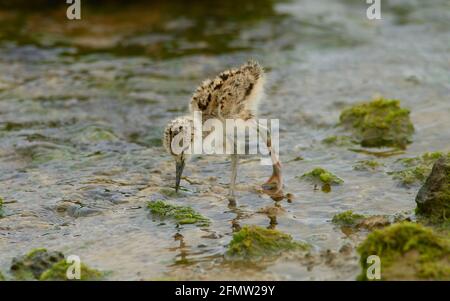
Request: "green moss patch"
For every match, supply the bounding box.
[40,260,103,281]
[299,168,344,186]
[226,226,309,261]
[322,135,355,147]
[357,222,450,280]
[353,160,383,171]
[147,200,210,227]
[340,97,414,148]
[389,152,450,186]
[332,211,366,227]
[0,271,5,281]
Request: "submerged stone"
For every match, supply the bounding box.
[39,260,103,281]
[339,97,414,148]
[415,157,450,222]
[226,225,309,261]
[147,200,210,227]
[353,160,383,171]
[10,248,64,280]
[357,222,450,280]
[389,152,449,186]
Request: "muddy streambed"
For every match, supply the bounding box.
[0,0,449,280]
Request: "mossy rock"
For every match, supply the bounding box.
[389,152,449,186]
[10,248,65,280]
[147,200,210,227]
[0,271,5,281]
[415,156,450,222]
[357,222,450,280]
[332,211,391,230]
[39,260,103,281]
[10,249,103,281]
[340,97,414,148]
[0,197,5,218]
[299,168,344,186]
[332,211,366,227]
[226,225,310,261]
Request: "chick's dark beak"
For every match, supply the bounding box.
[175,159,185,192]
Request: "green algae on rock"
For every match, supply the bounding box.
[357,222,450,280]
[353,160,383,171]
[39,260,103,281]
[332,211,390,231]
[10,248,64,280]
[389,152,450,186]
[415,156,450,223]
[0,270,5,281]
[226,226,309,261]
[299,168,344,186]
[339,97,414,148]
[147,200,210,227]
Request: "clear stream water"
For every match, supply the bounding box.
[0,0,449,280]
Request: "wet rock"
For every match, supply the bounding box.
[357,222,450,280]
[389,152,449,186]
[225,225,310,261]
[257,205,286,216]
[39,260,103,281]
[10,248,64,280]
[201,232,222,239]
[340,97,414,148]
[357,216,391,230]
[415,157,450,222]
[338,243,353,256]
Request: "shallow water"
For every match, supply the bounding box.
[0,0,449,280]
